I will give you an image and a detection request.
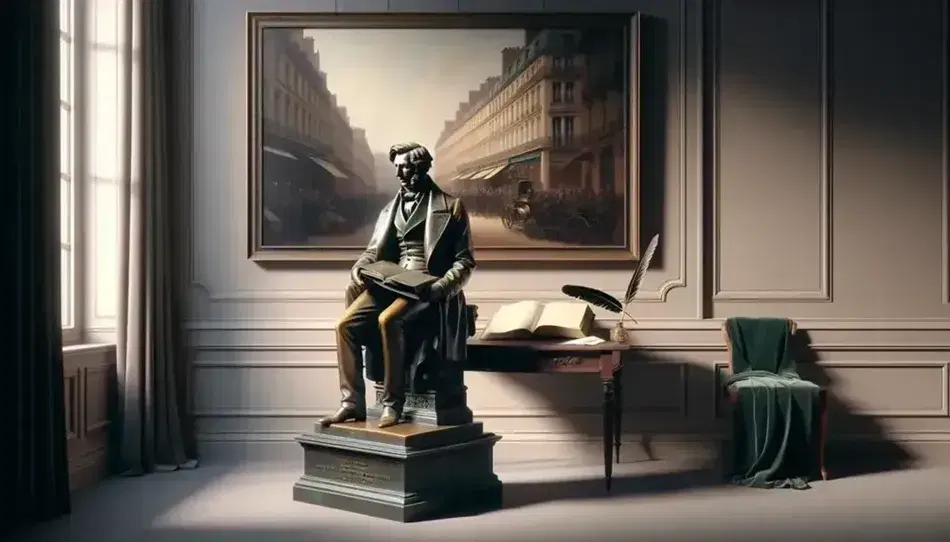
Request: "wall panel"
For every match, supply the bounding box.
[186,0,950,463]
[63,345,116,491]
[712,0,830,301]
[828,0,949,318]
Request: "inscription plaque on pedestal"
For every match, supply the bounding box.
[308,456,397,489]
[293,421,502,522]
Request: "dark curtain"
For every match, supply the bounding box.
[115,0,198,475]
[0,0,71,536]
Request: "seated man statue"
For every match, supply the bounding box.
[321,142,477,429]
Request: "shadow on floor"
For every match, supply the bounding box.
[122,528,382,542]
[500,463,725,510]
[10,465,233,542]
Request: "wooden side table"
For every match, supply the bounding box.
[465,339,631,491]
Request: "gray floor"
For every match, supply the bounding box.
[14,457,950,542]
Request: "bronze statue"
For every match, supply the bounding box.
[321,142,477,429]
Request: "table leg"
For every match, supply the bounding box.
[602,378,615,492]
[614,366,623,464]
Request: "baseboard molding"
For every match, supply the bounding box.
[69,453,111,493]
[195,432,950,466]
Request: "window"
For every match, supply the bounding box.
[553,55,574,69]
[600,145,615,193]
[564,116,575,144]
[552,82,563,103]
[564,82,575,102]
[59,0,80,344]
[551,116,574,147]
[278,93,287,126]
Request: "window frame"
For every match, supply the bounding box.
[59,0,85,346]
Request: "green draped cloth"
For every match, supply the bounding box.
[724,317,820,489]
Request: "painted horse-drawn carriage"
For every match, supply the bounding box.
[500,179,535,230]
[500,179,597,241]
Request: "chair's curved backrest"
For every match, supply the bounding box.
[722,318,797,374]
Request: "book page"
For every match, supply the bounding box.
[532,302,591,339]
[561,336,606,346]
[481,301,542,338]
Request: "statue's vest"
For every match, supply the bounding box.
[392,194,428,272]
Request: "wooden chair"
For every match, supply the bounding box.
[721,319,829,481]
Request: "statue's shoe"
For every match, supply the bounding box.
[319,406,366,427]
[377,406,402,428]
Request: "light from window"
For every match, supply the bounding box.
[59,0,75,332]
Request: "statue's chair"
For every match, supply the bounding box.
[346,281,478,426]
[721,318,829,484]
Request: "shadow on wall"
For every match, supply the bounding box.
[794,330,915,477]
[635,14,667,271]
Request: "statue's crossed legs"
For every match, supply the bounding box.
[321,286,432,429]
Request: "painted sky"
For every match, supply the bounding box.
[300,28,526,162]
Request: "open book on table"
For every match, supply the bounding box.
[358,260,438,301]
[480,300,595,340]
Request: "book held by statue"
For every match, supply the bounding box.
[358,260,438,301]
[480,300,595,340]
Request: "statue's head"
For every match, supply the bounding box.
[388,142,433,194]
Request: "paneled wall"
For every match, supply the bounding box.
[188,0,950,462]
[63,345,116,490]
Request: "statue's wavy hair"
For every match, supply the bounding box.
[388,142,433,171]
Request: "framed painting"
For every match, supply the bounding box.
[247,13,641,263]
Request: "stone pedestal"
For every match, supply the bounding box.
[293,421,502,522]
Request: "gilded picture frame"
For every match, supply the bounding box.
[246,12,641,264]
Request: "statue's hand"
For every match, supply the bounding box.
[350,266,365,287]
[420,282,445,303]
